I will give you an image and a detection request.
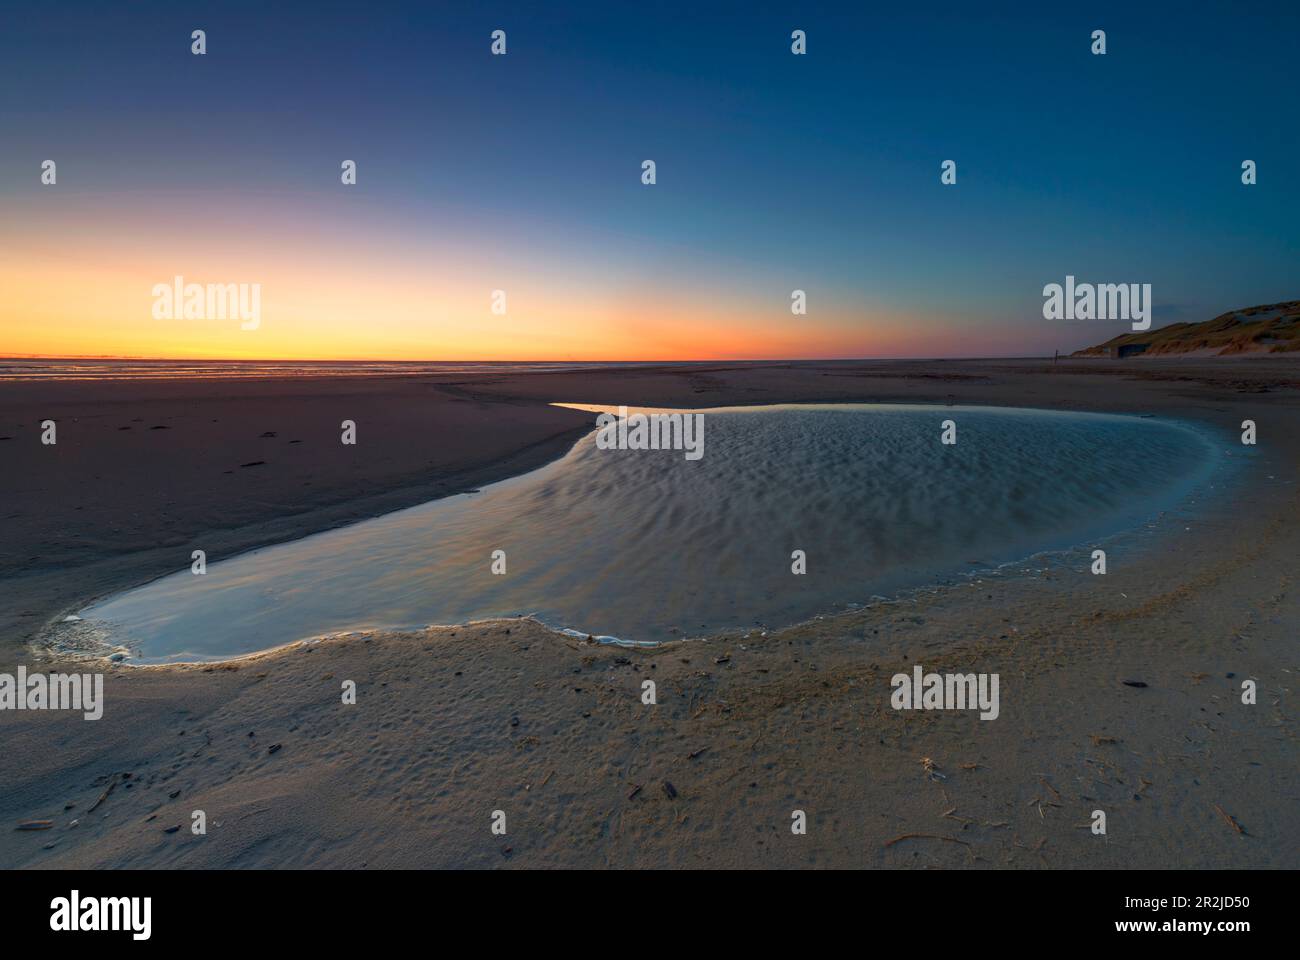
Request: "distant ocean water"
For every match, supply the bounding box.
[0,358,691,381]
[70,404,1225,663]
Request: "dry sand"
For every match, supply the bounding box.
[1,358,1296,868]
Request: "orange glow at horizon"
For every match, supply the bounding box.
[0,254,936,362]
[0,196,948,362]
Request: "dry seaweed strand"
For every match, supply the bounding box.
[884,833,974,859]
[1213,803,1245,835]
[87,774,119,813]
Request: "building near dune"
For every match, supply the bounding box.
[1112,342,1150,358]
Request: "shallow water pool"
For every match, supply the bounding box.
[74,403,1222,662]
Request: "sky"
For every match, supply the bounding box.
[1,1,1296,360]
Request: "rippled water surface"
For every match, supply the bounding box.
[76,404,1221,662]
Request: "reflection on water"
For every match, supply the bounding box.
[76,404,1220,662]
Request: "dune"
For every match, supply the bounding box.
[1072,300,1300,358]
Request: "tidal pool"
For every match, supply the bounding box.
[73,404,1222,662]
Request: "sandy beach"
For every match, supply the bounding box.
[1,358,1296,869]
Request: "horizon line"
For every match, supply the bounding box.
[1,353,1064,364]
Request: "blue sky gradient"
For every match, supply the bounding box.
[2,1,1296,357]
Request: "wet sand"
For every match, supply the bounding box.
[1,357,1297,868]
